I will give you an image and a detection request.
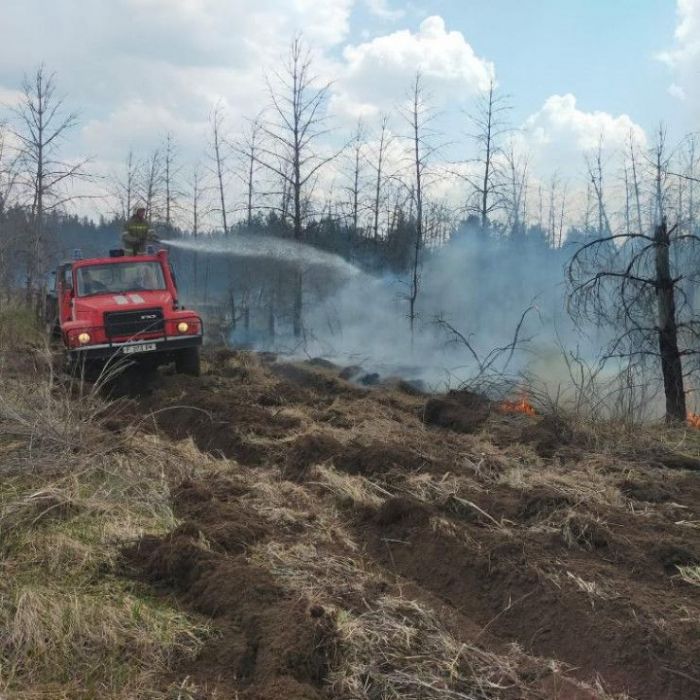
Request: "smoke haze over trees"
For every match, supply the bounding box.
[1,19,700,420]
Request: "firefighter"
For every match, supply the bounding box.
[122,207,158,255]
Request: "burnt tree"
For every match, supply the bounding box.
[568,215,695,422]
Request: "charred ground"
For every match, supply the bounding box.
[110,349,700,700]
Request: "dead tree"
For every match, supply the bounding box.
[245,116,262,228]
[210,102,231,235]
[503,141,528,237]
[255,36,336,338]
[683,134,698,233]
[113,150,139,220]
[188,162,213,293]
[585,136,612,237]
[163,132,181,231]
[344,119,365,243]
[0,121,20,302]
[401,72,438,341]
[628,130,644,234]
[141,148,164,223]
[0,120,19,216]
[568,133,698,422]
[369,115,392,244]
[467,79,510,230]
[11,66,89,293]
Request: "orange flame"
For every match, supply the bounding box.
[499,394,537,416]
[687,413,700,429]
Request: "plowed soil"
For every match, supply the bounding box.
[119,350,700,700]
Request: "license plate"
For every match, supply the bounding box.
[122,343,157,354]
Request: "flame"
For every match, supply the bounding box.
[687,413,700,429]
[499,394,537,416]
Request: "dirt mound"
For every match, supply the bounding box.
[338,365,362,380]
[375,496,432,527]
[284,432,343,479]
[517,487,575,521]
[518,415,576,457]
[124,525,336,698]
[271,362,357,398]
[118,352,700,699]
[422,389,491,433]
[242,677,323,700]
[129,375,306,464]
[354,499,700,700]
[619,477,675,502]
[335,439,428,475]
[258,381,314,406]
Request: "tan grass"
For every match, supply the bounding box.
[0,360,211,698]
[310,463,389,508]
[676,565,700,587]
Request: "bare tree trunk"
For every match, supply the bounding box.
[688,136,697,233]
[623,164,631,236]
[587,137,611,236]
[164,132,177,230]
[123,150,136,219]
[480,81,494,230]
[408,73,426,341]
[557,183,568,248]
[629,131,644,234]
[211,104,229,234]
[237,114,262,228]
[654,219,686,421]
[191,164,202,292]
[143,148,163,224]
[372,116,389,244]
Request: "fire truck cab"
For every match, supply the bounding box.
[48,248,203,376]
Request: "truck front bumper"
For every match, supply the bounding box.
[68,334,202,362]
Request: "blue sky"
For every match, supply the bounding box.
[346,0,685,134]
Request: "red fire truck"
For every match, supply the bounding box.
[47,248,203,376]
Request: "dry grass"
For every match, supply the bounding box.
[329,595,630,700]
[311,463,389,508]
[0,304,45,351]
[677,565,700,587]
[0,351,211,698]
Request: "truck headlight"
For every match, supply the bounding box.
[177,322,189,333]
[78,332,91,345]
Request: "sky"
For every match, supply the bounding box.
[0,0,698,221]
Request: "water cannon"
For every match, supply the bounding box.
[72,248,83,261]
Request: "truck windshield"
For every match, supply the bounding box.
[76,262,166,297]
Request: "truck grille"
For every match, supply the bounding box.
[104,308,164,339]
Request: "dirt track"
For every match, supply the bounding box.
[119,350,700,699]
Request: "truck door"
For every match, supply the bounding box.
[58,264,74,323]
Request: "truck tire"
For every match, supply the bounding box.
[175,347,200,377]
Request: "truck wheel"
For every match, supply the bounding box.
[175,347,200,377]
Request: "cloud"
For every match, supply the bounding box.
[657,0,700,107]
[364,0,405,21]
[522,94,647,173]
[332,16,495,117]
[0,0,356,183]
